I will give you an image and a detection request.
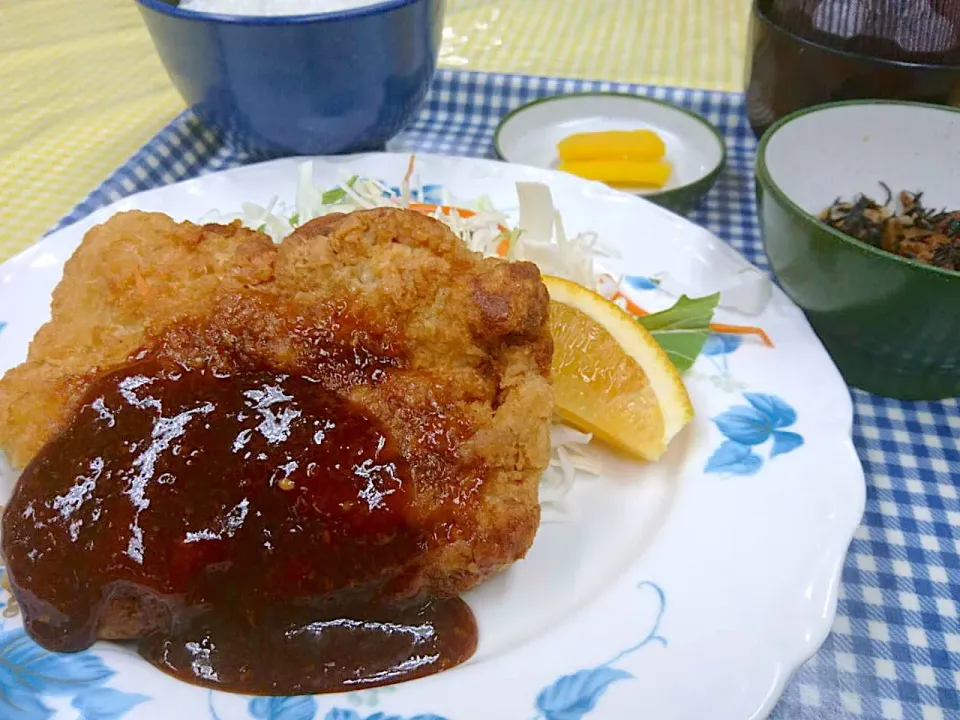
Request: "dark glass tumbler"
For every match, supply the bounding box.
[746,0,960,137]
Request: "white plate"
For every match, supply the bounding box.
[0,154,864,720]
[494,93,725,198]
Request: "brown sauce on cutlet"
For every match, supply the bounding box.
[1,359,477,694]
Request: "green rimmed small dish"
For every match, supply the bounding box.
[756,99,960,400]
[493,92,726,215]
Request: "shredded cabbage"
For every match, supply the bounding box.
[508,182,606,290]
[539,425,602,523]
[202,160,614,294]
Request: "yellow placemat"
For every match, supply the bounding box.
[442,0,751,90]
[0,0,182,262]
[0,0,751,262]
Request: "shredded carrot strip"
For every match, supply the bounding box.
[612,290,649,317]
[408,203,511,240]
[495,237,511,258]
[705,323,774,347]
[408,202,476,218]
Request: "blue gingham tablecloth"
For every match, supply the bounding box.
[51,69,960,720]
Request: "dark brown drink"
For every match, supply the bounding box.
[746,0,960,137]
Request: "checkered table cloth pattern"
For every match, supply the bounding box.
[51,69,960,720]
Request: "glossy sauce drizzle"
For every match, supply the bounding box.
[1,360,477,694]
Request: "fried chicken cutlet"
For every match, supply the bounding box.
[0,208,553,653]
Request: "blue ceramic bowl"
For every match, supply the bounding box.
[135,0,446,155]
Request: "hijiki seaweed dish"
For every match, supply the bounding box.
[819,184,960,272]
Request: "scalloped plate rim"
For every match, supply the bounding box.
[0,153,866,720]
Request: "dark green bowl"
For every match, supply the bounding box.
[643,161,724,215]
[756,100,960,400]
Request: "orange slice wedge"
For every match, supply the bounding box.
[544,275,694,461]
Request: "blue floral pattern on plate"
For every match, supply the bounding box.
[383,184,445,205]
[705,393,804,476]
[0,627,147,720]
[246,697,318,720]
[697,333,748,393]
[702,333,742,358]
[243,697,449,720]
[623,275,660,291]
[0,566,663,720]
[322,711,448,720]
[532,582,666,720]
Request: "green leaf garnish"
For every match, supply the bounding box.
[637,293,721,373]
[256,223,267,233]
[322,187,347,205]
[289,213,300,227]
[320,175,359,205]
